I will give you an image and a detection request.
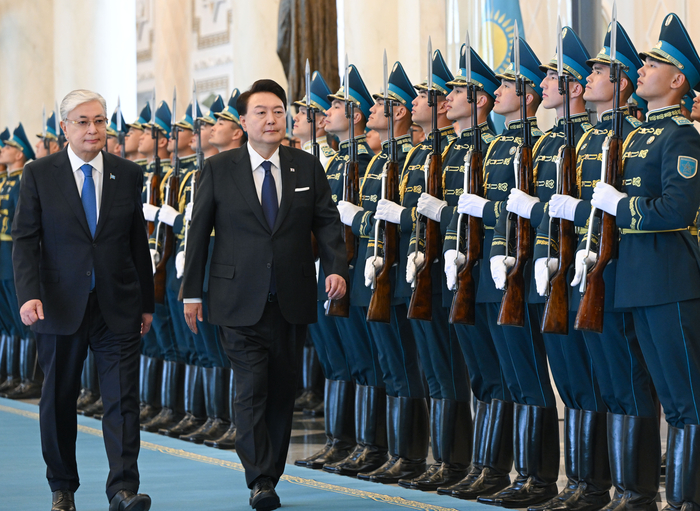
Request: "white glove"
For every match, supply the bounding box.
[150,248,159,274]
[416,193,447,222]
[143,203,159,222]
[185,202,194,222]
[571,250,598,287]
[158,204,180,226]
[490,255,515,290]
[591,182,627,216]
[176,251,186,279]
[337,200,363,226]
[364,256,384,287]
[406,251,425,284]
[457,193,489,218]
[375,199,405,224]
[534,257,559,297]
[506,189,540,219]
[549,194,582,221]
[444,249,465,291]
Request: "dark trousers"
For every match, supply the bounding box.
[335,305,382,387]
[36,293,142,501]
[219,299,306,487]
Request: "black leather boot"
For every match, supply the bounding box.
[4,337,43,399]
[181,367,231,443]
[139,356,161,423]
[600,414,660,511]
[0,336,20,394]
[357,395,429,484]
[205,368,236,449]
[0,334,7,386]
[681,424,700,511]
[479,404,559,508]
[662,426,684,510]
[141,360,182,432]
[402,399,472,490]
[295,345,323,412]
[295,379,334,467]
[324,384,388,476]
[438,398,490,495]
[160,364,205,437]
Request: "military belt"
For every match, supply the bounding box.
[0,234,11,241]
[619,227,698,235]
[575,227,588,235]
[484,226,494,230]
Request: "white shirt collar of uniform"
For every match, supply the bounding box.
[247,142,281,172]
[67,144,104,175]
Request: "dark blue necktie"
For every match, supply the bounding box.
[80,163,97,290]
[261,160,278,294]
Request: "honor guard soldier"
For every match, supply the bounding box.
[434,43,511,497]
[0,124,41,400]
[105,107,127,157]
[367,48,459,485]
[140,100,181,431]
[35,111,63,159]
[296,63,376,471]
[125,103,151,166]
[547,21,658,511]
[290,70,336,418]
[0,128,10,391]
[327,60,420,478]
[590,13,700,510]
[189,94,224,159]
[210,89,247,152]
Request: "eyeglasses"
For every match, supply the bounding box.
[65,117,108,129]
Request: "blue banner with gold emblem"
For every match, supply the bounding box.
[482,0,524,75]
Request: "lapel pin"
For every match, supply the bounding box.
[110,173,116,180]
[290,168,295,173]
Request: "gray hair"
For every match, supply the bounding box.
[60,90,107,121]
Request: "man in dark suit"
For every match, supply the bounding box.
[12,89,154,511]
[182,79,347,511]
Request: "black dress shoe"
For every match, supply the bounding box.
[5,380,43,399]
[477,475,558,508]
[108,489,151,511]
[52,490,75,511]
[323,445,388,476]
[158,412,205,437]
[249,478,280,511]
[204,423,236,449]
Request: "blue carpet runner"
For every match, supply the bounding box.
[0,397,484,510]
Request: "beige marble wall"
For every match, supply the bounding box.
[0,0,54,144]
[153,0,191,118]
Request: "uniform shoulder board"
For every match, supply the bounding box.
[581,122,593,132]
[531,126,544,137]
[402,142,413,153]
[358,145,369,154]
[482,132,496,144]
[321,145,335,157]
[672,115,693,126]
[624,116,642,128]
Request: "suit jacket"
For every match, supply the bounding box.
[182,143,347,327]
[12,149,155,335]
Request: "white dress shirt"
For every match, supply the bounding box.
[67,144,104,222]
[247,143,282,206]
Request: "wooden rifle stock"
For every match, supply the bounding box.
[541,145,577,334]
[498,146,533,326]
[367,160,400,323]
[575,136,621,333]
[147,172,160,236]
[326,160,359,318]
[407,151,443,320]
[450,151,484,324]
[154,173,180,304]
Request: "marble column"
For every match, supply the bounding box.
[153,0,191,116]
[53,0,138,121]
[0,0,54,145]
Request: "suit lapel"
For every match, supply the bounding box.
[51,151,92,239]
[230,146,270,232]
[94,152,117,240]
[272,145,296,234]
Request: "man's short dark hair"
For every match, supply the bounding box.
[237,79,287,116]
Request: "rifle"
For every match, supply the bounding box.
[450,33,484,325]
[55,101,65,150]
[117,97,126,159]
[367,50,399,323]
[575,6,624,333]
[146,93,161,236]
[42,106,50,154]
[408,37,442,321]
[305,60,321,261]
[326,56,355,318]
[541,20,578,334]
[498,24,533,327]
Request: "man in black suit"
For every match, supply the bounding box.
[182,79,347,511]
[12,89,154,511]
